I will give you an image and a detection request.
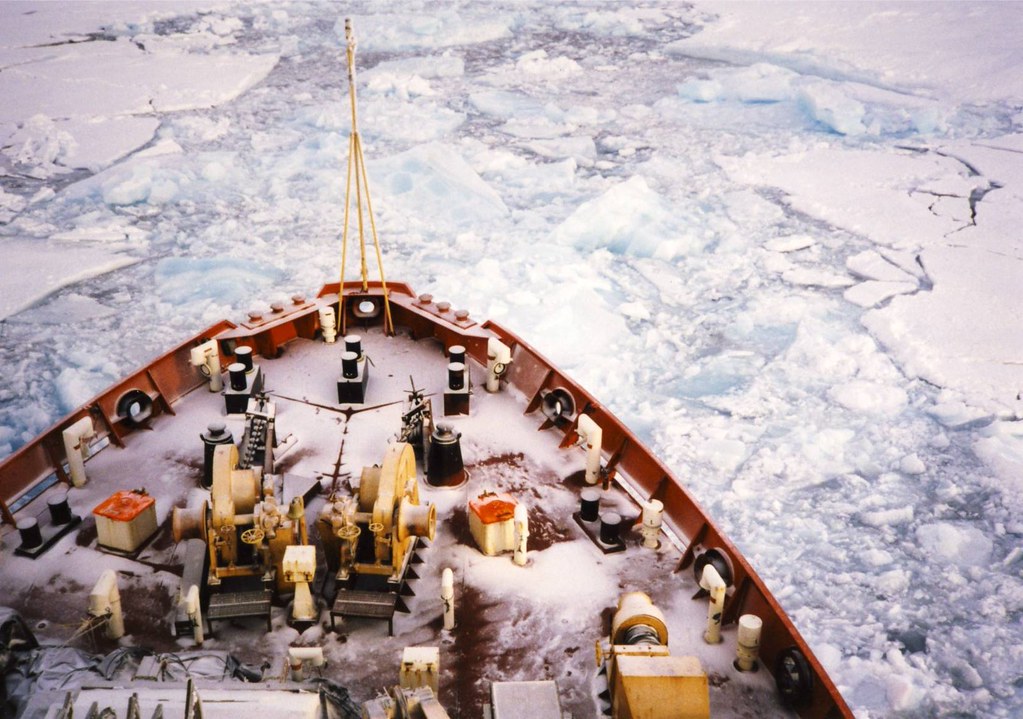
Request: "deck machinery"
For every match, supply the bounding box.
[318,442,436,586]
[317,442,437,637]
[172,401,313,631]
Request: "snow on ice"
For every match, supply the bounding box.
[1,2,1023,717]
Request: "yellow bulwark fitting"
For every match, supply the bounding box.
[339,18,394,336]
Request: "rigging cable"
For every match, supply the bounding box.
[338,18,395,337]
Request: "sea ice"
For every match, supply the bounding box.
[665,1,1023,104]
[797,81,866,136]
[829,380,908,416]
[549,175,705,259]
[899,453,926,475]
[0,188,27,223]
[916,523,994,568]
[859,507,913,528]
[781,267,855,289]
[843,280,917,309]
[5,294,116,326]
[764,235,815,253]
[371,143,508,228]
[720,148,973,251]
[515,49,582,79]
[0,239,137,320]
[846,250,917,284]
[864,245,1023,415]
[974,422,1023,507]
[154,257,285,305]
[341,11,511,53]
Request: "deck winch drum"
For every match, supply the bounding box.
[622,623,661,647]
[611,591,669,647]
[171,503,207,543]
[398,498,436,542]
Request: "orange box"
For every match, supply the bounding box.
[468,492,517,556]
[93,491,158,552]
[468,492,516,524]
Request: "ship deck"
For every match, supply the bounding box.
[0,326,791,718]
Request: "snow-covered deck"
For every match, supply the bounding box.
[1,322,792,718]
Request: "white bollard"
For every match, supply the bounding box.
[89,570,125,639]
[318,306,337,344]
[486,338,512,393]
[441,567,455,630]
[185,584,204,645]
[283,545,318,623]
[62,417,94,488]
[288,646,325,681]
[189,339,223,392]
[576,414,603,486]
[641,499,663,549]
[701,564,726,645]
[513,504,529,566]
[736,614,762,672]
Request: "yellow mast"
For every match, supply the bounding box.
[338,18,394,336]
